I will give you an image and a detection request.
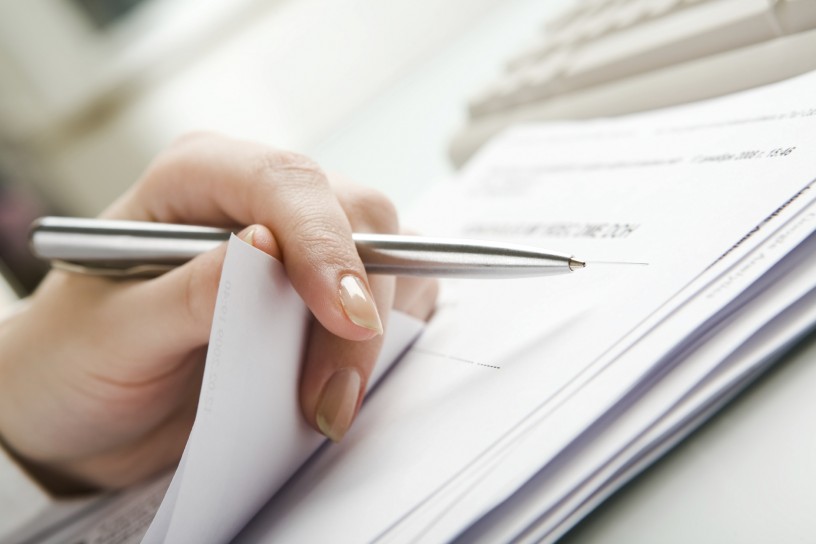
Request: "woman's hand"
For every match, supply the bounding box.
[0,133,437,493]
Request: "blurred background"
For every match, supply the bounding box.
[0,0,570,302]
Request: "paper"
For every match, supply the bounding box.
[143,236,425,544]
[232,71,816,542]
[458,222,816,543]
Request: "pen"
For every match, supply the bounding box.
[29,216,586,278]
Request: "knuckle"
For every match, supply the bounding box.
[346,186,399,233]
[250,150,329,193]
[290,217,357,269]
[271,149,320,171]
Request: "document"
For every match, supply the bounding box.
[136,71,816,543]
[233,71,816,542]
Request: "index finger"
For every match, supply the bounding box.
[103,132,384,342]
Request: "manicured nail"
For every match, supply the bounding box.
[316,367,362,442]
[339,275,383,335]
[241,227,256,246]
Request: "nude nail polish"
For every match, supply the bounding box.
[316,367,362,442]
[339,274,383,335]
[241,227,256,246]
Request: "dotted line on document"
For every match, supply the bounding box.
[413,348,501,370]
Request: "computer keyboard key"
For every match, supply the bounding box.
[452,0,816,165]
[533,0,779,101]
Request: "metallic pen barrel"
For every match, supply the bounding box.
[29,217,582,278]
[356,234,581,277]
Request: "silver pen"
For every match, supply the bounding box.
[29,216,586,278]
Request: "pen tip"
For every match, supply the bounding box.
[568,258,586,271]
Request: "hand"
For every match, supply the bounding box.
[0,133,437,493]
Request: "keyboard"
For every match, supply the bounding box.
[450,0,816,166]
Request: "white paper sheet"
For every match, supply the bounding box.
[142,236,425,544]
[418,196,816,544]
[234,71,816,543]
[457,225,816,543]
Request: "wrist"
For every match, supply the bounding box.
[0,301,94,495]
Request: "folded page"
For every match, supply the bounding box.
[143,236,425,544]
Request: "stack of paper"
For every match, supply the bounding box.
[231,70,816,542]
[235,71,815,543]
[134,71,816,543]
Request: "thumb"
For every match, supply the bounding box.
[117,225,278,356]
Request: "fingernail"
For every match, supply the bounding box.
[241,227,256,246]
[339,275,383,335]
[316,367,362,442]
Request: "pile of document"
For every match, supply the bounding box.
[38,71,816,544]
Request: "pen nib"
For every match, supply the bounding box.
[568,258,586,271]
